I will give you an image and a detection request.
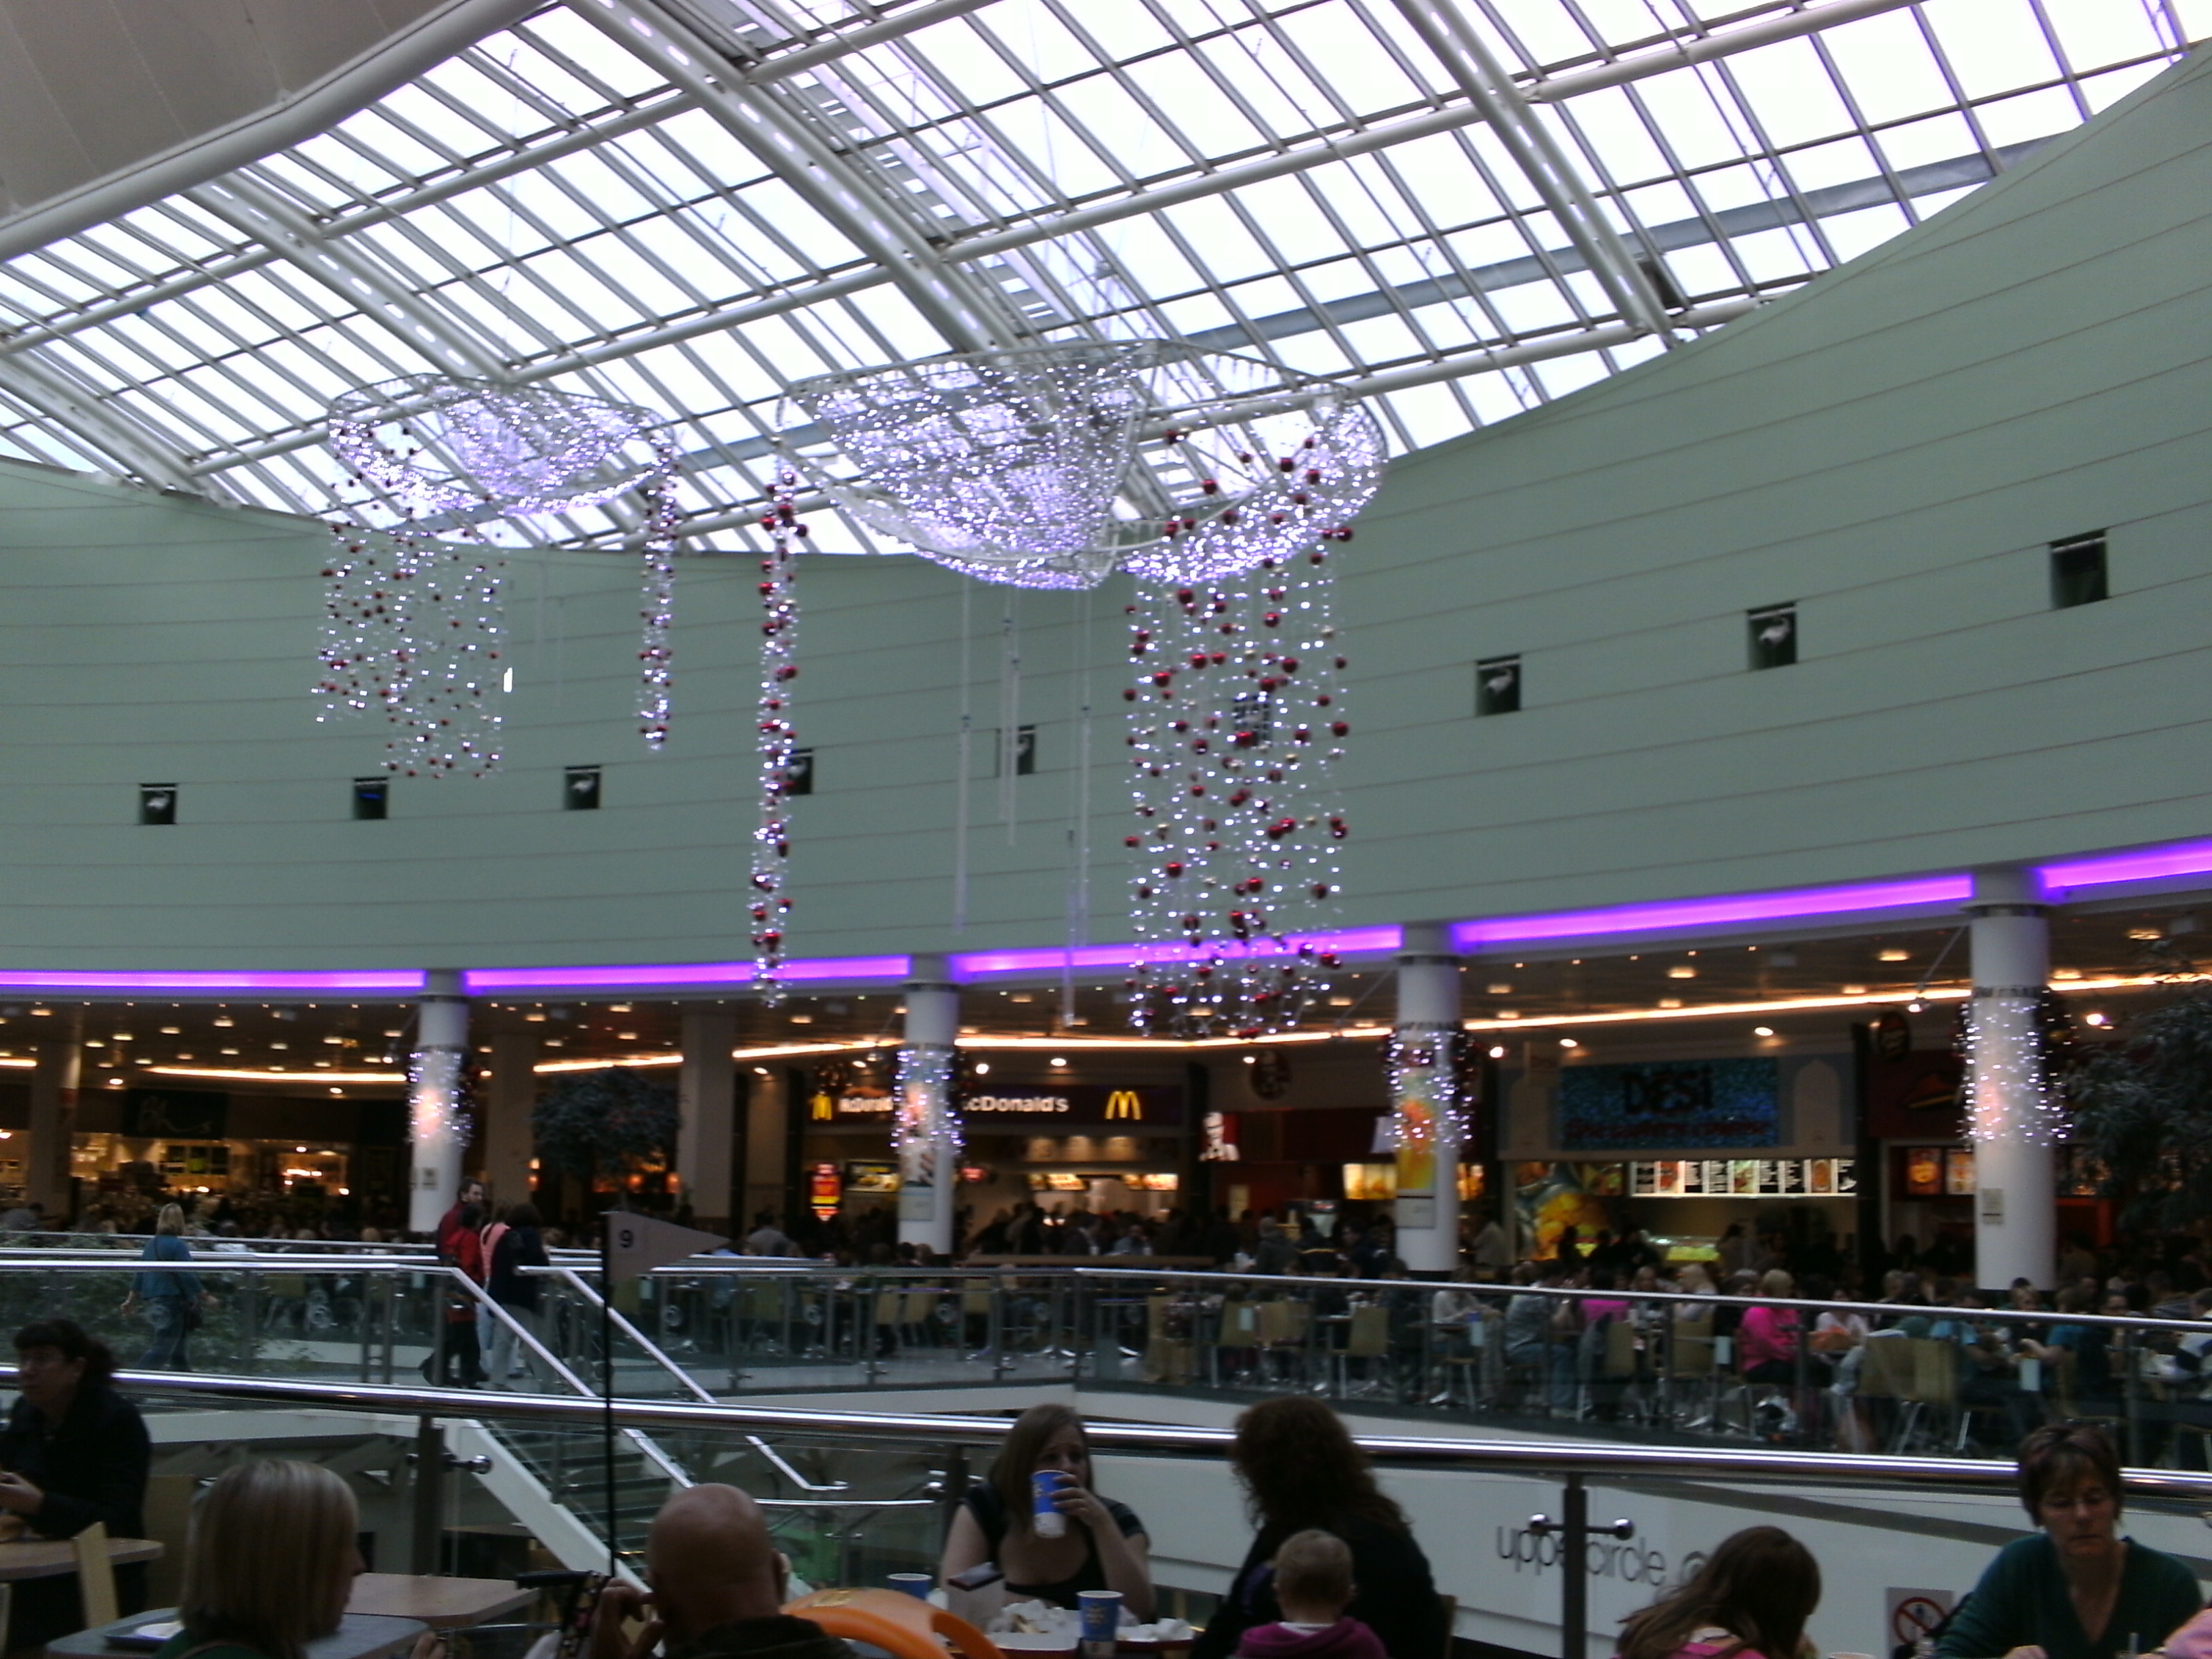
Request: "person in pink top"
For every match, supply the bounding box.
[1233,1530,1387,1659]
[1736,1269,1803,1385]
[1614,1526,1821,1659]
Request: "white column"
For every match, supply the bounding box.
[741,1066,791,1237]
[407,969,470,1235]
[26,1027,81,1220]
[1966,867,2057,1292]
[1392,922,1462,1274]
[896,958,960,1256]
[677,1006,737,1233]
[483,1027,538,1216]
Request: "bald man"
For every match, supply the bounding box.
[590,1484,858,1659]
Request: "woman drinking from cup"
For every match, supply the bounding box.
[941,1403,1155,1620]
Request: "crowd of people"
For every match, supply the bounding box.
[0,1310,2206,1659]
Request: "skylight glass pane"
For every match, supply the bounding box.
[0,0,2188,548]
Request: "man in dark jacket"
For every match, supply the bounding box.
[590,1484,856,1659]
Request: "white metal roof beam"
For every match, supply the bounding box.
[0,349,228,497]
[184,173,510,382]
[1392,0,1673,340]
[732,0,1004,80]
[1524,0,1929,102]
[566,0,1013,353]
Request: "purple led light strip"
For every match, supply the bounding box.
[0,970,428,996]
[465,956,911,995]
[2038,840,2212,893]
[12,839,2212,1003]
[1452,874,1973,954]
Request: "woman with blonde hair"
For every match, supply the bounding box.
[159,1460,436,1659]
[121,1204,211,1371]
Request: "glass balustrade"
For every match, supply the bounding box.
[7,1256,2209,1471]
[79,1366,2212,1659]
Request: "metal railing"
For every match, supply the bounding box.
[10,1252,2211,1470]
[29,1364,2212,1659]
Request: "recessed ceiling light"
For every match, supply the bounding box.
[1050,1057,1067,1068]
[1753,1025,1775,1038]
[2051,968,2082,981]
[2085,1011,2109,1027]
[1667,966,1696,979]
[1488,1045,1507,1059]
[789,1015,813,1025]
[608,1003,633,1014]
[1486,983,1512,995]
[159,1026,180,1036]
[1558,1037,1578,1048]
[1843,983,1868,995]
[617,1031,638,1040]
[1658,998,1683,1009]
[1878,949,1910,962]
[213,1016,234,1027]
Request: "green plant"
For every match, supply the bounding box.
[2064,989,2212,1228]
[532,1067,680,1187]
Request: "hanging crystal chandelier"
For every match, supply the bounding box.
[318,375,683,769]
[781,344,1384,593]
[781,340,1383,1038]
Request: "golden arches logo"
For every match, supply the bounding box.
[810,1092,834,1121]
[1105,1090,1144,1120]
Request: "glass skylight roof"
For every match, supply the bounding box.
[0,0,2199,555]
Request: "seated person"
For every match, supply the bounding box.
[1936,1423,2204,1659]
[1232,1530,1386,1659]
[0,1319,152,1652]
[1615,1526,1819,1659]
[161,1460,440,1659]
[940,1404,1153,1619]
[592,1484,857,1659]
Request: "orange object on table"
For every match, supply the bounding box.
[785,1587,1005,1659]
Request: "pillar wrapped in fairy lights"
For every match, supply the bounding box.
[1964,867,2060,1290]
[1387,922,1464,1272]
[407,968,470,1234]
[894,959,960,1255]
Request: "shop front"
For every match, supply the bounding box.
[60,1086,408,1223]
[1505,1046,1862,1267]
[796,1067,1191,1233]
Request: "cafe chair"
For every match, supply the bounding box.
[1329,1305,1392,1399]
[73,1520,119,1630]
[1212,1299,1258,1387]
[785,1588,1004,1659]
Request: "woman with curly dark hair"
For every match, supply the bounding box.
[1190,1397,1443,1659]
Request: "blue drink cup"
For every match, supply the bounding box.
[1031,1469,1069,1538]
[888,1573,932,1599]
[1079,1590,1122,1650]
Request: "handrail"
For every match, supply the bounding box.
[524,1257,2212,1338]
[542,1264,846,1491]
[52,1364,2212,1502]
[28,1252,2205,1336]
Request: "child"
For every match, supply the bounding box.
[1233,1530,1388,1659]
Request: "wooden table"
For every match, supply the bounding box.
[48,1611,424,1659]
[0,1540,162,1582]
[347,1574,537,1630]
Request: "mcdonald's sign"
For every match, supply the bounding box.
[809,1092,835,1122]
[957,1085,1183,1126]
